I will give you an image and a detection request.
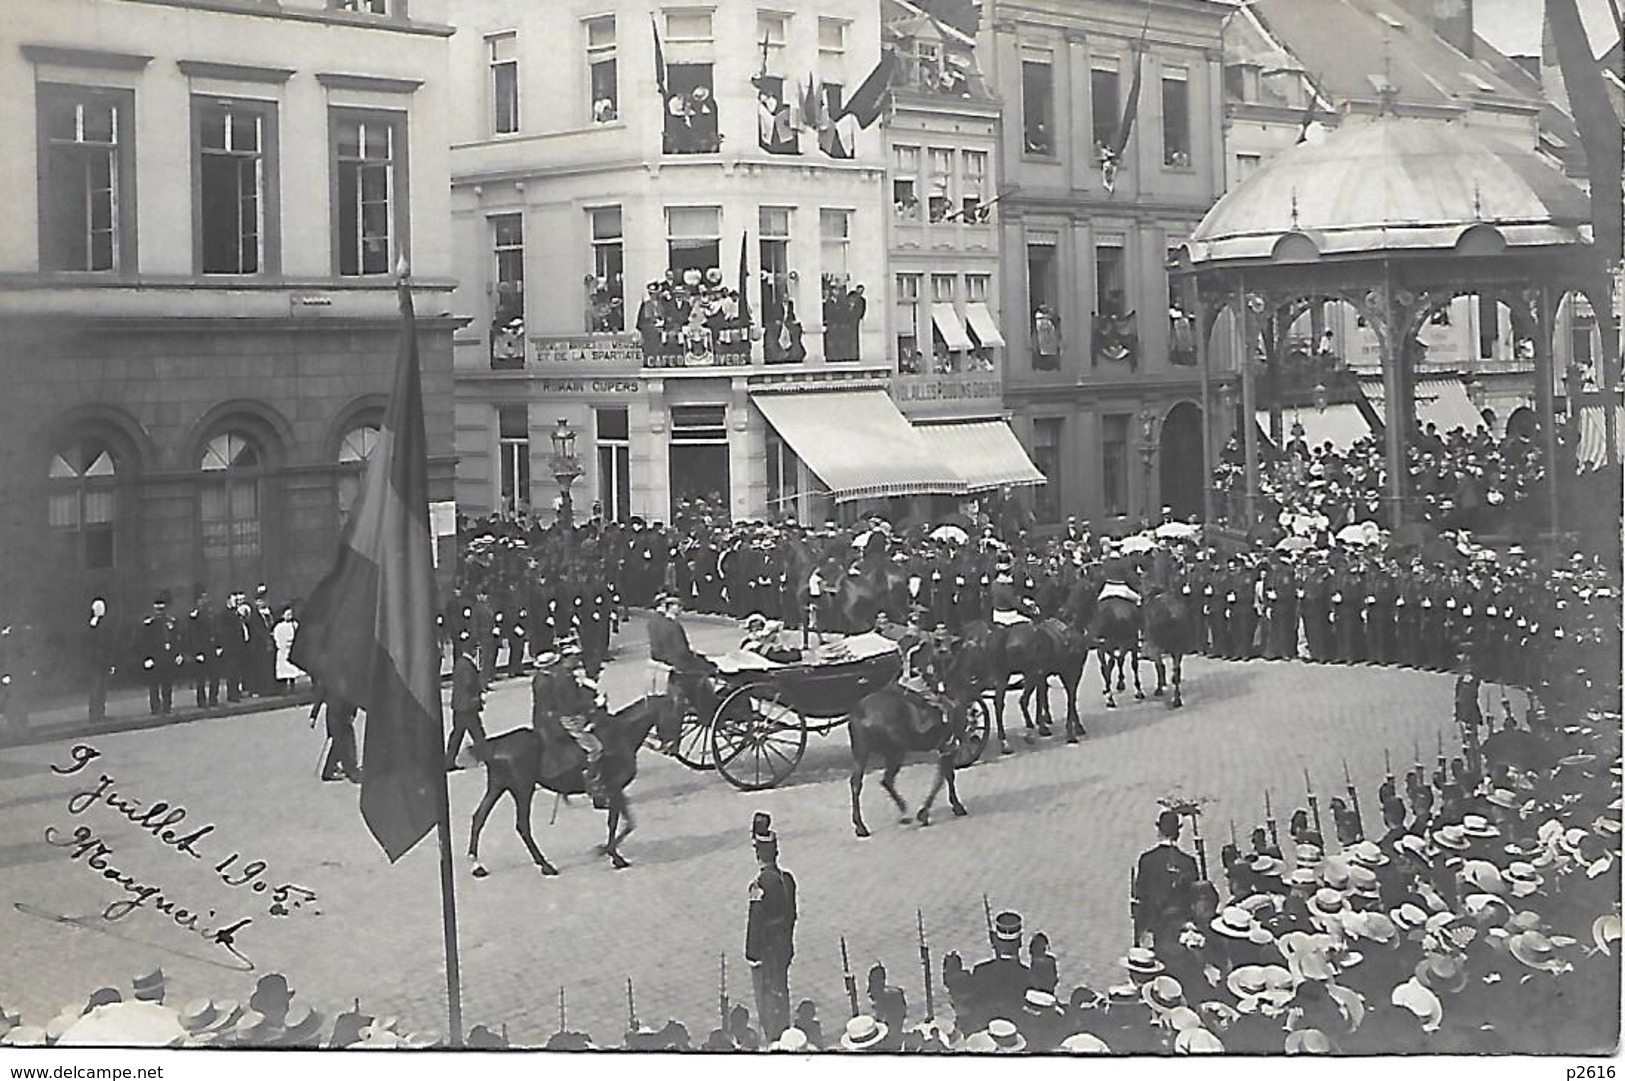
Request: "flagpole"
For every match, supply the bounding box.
[402,266,464,1049]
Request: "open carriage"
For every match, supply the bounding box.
[669,632,990,790]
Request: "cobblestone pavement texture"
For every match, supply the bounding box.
[0,615,1491,1046]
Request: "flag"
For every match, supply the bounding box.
[291,282,444,862]
[800,73,822,133]
[651,14,668,100]
[836,48,898,129]
[736,232,751,326]
[1110,40,1145,165]
[1549,0,1622,268]
[1295,72,1324,145]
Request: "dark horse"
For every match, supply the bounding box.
[1141,590,1195,708]
[467,695,672,876]
[847,636,986,838]
[1089,597,1144,709]
[785,535,906,633]
[962,617,1090,751]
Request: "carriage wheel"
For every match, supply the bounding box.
[951,698,990,769]
[710,683,807,791]
[671,708,716,771]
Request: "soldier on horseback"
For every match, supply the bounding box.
[1098,541,1143,607]
[648,591,719,729]
[886,607,953,736]
[989,562,1039,626]
[535,633,609,807]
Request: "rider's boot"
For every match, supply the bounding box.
[585,757,609,810]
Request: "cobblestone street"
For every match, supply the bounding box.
[0,616,1495,1045]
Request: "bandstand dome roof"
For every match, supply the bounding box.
[1185,117,1593,267]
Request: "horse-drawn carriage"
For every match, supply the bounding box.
[667,632,991,790]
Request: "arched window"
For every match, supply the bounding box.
[337,422,382,520]
[49,437,118,570]
[199,429,263,582]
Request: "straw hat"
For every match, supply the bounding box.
[1415,955,1468,995]
[276,1003,326,1047]
[1391,903,1429,932]
[839,1015,888,1051]
[1142,976,1185,1013]
[1211,907,1255,939]
[1461,814,1500,839]
[1459,860,1508,896]
[1307,888,1348,921]
[1508,931,1569,973]
[1174,1027,1224,1053]
[130,969,165,1003]
[1319,858,1352,890]
[1285,1027,1333,1054]
[1390,978,1444,1031]
[1350,911,1399,945]
[179,998,241,1036]
[985,1018,1026,1053]
[1122,947,1164,977]
[770,1027,810,1052]
[1432,824,1471,851]
[57,1002,188,1048]
[1058,1032,1111,1053]
[1288,867,1320,890]
[1345,840,1389,867]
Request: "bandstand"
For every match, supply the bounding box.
[1174,114,1619,535]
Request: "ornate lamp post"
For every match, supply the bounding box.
[1137,408,1160,524]
[549,418,583,554]
[1312,381,1329,412]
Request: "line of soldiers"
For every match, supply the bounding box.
[442,578,618,682]
[129,584,283,718]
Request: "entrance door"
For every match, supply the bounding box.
[1159,401,1205,521]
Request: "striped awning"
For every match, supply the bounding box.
[752,390,966,503]
[1576,404,1624,469]
[1259,403,1371,451]
[911,419,1047,492]
[931,303,975,352]
[963,303,1007,348]
[1363,377,1486,436]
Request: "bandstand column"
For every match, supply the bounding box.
[1236,283,1260,526]
[1379,279,1408,529]
[1196,291,1215,522]
[1534,283,1562,537]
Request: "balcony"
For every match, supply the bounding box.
[523,328,752,372]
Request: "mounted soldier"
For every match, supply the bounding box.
[1098,542,1143,607]
[989,562,1038,626]
[533,633,607,807]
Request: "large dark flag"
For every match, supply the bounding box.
[1110,43,1145,166]
[736,231,752,326]
[651,14,668,100]
[836,49,898,129]
[292,283,444,862]
[1549,0,1622,268]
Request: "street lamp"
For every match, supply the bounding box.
[549,417,583,548]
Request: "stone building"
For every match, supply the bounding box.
[0,0,458,665]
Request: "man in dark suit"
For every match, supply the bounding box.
[139,591,180,716]
[447,632,488,770]
[316,691,361,783]
[1132,810,1201,952]
[746,812,796,1044]
[249,585,275,695]
[219,591,250,702]
[648,593,717,716]
[185,586,221,709]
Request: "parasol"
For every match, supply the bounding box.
[1276,536,1313,553]
[1154,521,1200,541]
[1335,522,1382,546]
[1120,534,1157,554]
[929,524,969,545]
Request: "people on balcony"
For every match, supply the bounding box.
[636,269,751,366]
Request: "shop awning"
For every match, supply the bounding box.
[752,390,966,502]
[930,303,975,352]
[912,419,1047,492]
[963,303,1007,348]
[1258,403,1371,451]
[1577,404,1624,469]
[1363,377,1486,436]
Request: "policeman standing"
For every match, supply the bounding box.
[140,591,180,716]
[745,812,796,1043]
[1131,809,1200,952]
[186,586,221,709]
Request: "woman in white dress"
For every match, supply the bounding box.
[273,606,302,692]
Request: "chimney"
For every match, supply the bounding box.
[1416,0,1476,57]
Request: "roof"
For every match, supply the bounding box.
[1186,116,1592,265]
[1249,0,1541,111]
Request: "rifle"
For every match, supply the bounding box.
[719,953,729,1032]
[841,936,859,1018]
[1130,864,1144,946]
[1343,758,1364,842]
[1436,729,1447,786]
[557,986,566,1036]
[1304,768,1324,845]
[627,976,638,1034]
[1264,788,1280,851]
[1384,747,1393,788]
[917,909,936,1022]
[983,893,994,948]
[1229,817,1238,851]
[1190,809,1209,881]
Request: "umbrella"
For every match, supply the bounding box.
[1335,522,1381,546]
[1154,521,1200,541]
[850,530,872,549]
[1276,536,1313,553]
[929,524,969,545]
[1120,534,1157,554]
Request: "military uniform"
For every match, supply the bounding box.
[746,815,796,1042]
[447,644,488,769]
[138,594,181,716]
[185,592,221,708]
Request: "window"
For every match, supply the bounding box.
[1095,242,1126,316]
[670,405,728,443]
[1092,65,1121,152]
[197,99,272,275]
[766,430,803,521]
[664,63,719,153]
[1162,70,1190,167]
[332,110,405,276]
[932,274,956,303]
[1167,244,1195,364]
[961,150,987,221]
[596,408,631,522]
[1028,241,1060,370]
[331,0,390,12]
[665,10,714,42]
[1234,152,1261,184]
[487,33,520,135]
[497,407,529,515]
[1102,414,1130,517]
[1031,418,1062,522]
[760,206,796,362]
[896,273,923,372]
[758,11,789,48]
[1021,60,1054,154]
[820,208,850,280]
[200,431,263,580]
[588,207,624,332]
[585,17,618,124]
[927,147,953,223]
[490,214,524,366]
[48,437,118,570]
[667,205,721,279]
[38,84,132,272]
[967,274,990,304]
[336,422,380,522]
[818,17,848,56]
[893,145,920,220]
